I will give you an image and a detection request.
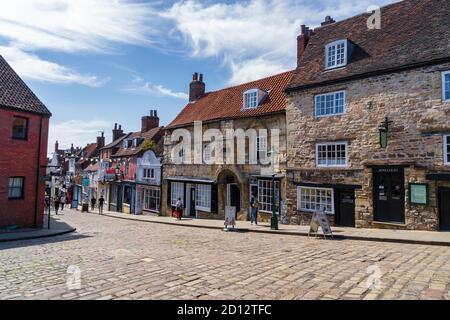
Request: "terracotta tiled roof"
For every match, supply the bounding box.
[167,71,294,129]
[0,55,51,116]
[287,0,450,91]
[76,143,99,166]
[84,163,100,172]
[112,127,165,158]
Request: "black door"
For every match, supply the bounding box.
[336,190,355,227]
[373,167,405,223]
[230,184,241,213]
[117,185,123,212]
[189,188,196,217]
[438,187,450,231]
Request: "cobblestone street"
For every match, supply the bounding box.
[0,209,449,300]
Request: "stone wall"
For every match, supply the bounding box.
[285,63,450,231]
[161,113,288,221]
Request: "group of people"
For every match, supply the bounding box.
[44,192,67,215]
[89,195,105,214]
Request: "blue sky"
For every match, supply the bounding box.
[0,0,397,154]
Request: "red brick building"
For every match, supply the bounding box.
[0,55,51,228]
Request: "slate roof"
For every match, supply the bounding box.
[287,0,450,91]
[0,55,51,116]
[112,127,165,158]
[101,133,131,150]
[167,71,294,129]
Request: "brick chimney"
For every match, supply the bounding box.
[141,110,160,133]
[112,123,125,142]
[97,132,105,148]
[189,73,205,102]
[321,16,336,26]
[297,25,313,67]
[55,140,59,152]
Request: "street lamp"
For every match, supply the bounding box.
[267,147,279,230]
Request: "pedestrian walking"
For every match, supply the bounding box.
[91,196,97,211]
[54,196,60,215]
[45,194,50,214]
[175,198,183,220]
[250,193,259,225]
[98,196,105,214]
[60,194,66,211]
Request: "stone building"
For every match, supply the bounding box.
[162,71,293,222]
[285,0,450,230]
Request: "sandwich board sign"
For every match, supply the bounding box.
[224,206,236,231]
[308,210,333,239]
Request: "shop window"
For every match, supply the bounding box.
[297,186,334,214]
[171,182,184,206]
[195,184,211,212]
[258,179,280,213]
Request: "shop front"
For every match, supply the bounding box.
[121,182,136,214]
[166,177,217,219]
[136,184,161,215]
[109,182,122,212]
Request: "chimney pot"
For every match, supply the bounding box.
[141,110,160,132]
[297,25,312,67]
[321,16,336,26]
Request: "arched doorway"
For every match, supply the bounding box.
[215,168,244,219]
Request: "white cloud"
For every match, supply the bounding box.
[0,0,157,86]
[122,77,189,100]
[0,46,108,87]
[48,120,113,155]
[163,0,398,85]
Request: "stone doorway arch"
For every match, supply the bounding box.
[215,167,246,220]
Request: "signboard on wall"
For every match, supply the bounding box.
[409,183,428,205]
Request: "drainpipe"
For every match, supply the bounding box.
[34,116,43,228]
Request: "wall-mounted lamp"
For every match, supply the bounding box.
[378,117,393,148]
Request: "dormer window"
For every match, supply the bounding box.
[325,40,347,70]
[123,140,132,150]
[243,89,259,109]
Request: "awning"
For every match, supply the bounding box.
[166,176,215,184]
[251,174,285,179]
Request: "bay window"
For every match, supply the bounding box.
[143,188,160,212]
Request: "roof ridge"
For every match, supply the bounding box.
[204,70,294,95]
[314,0,404,32]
